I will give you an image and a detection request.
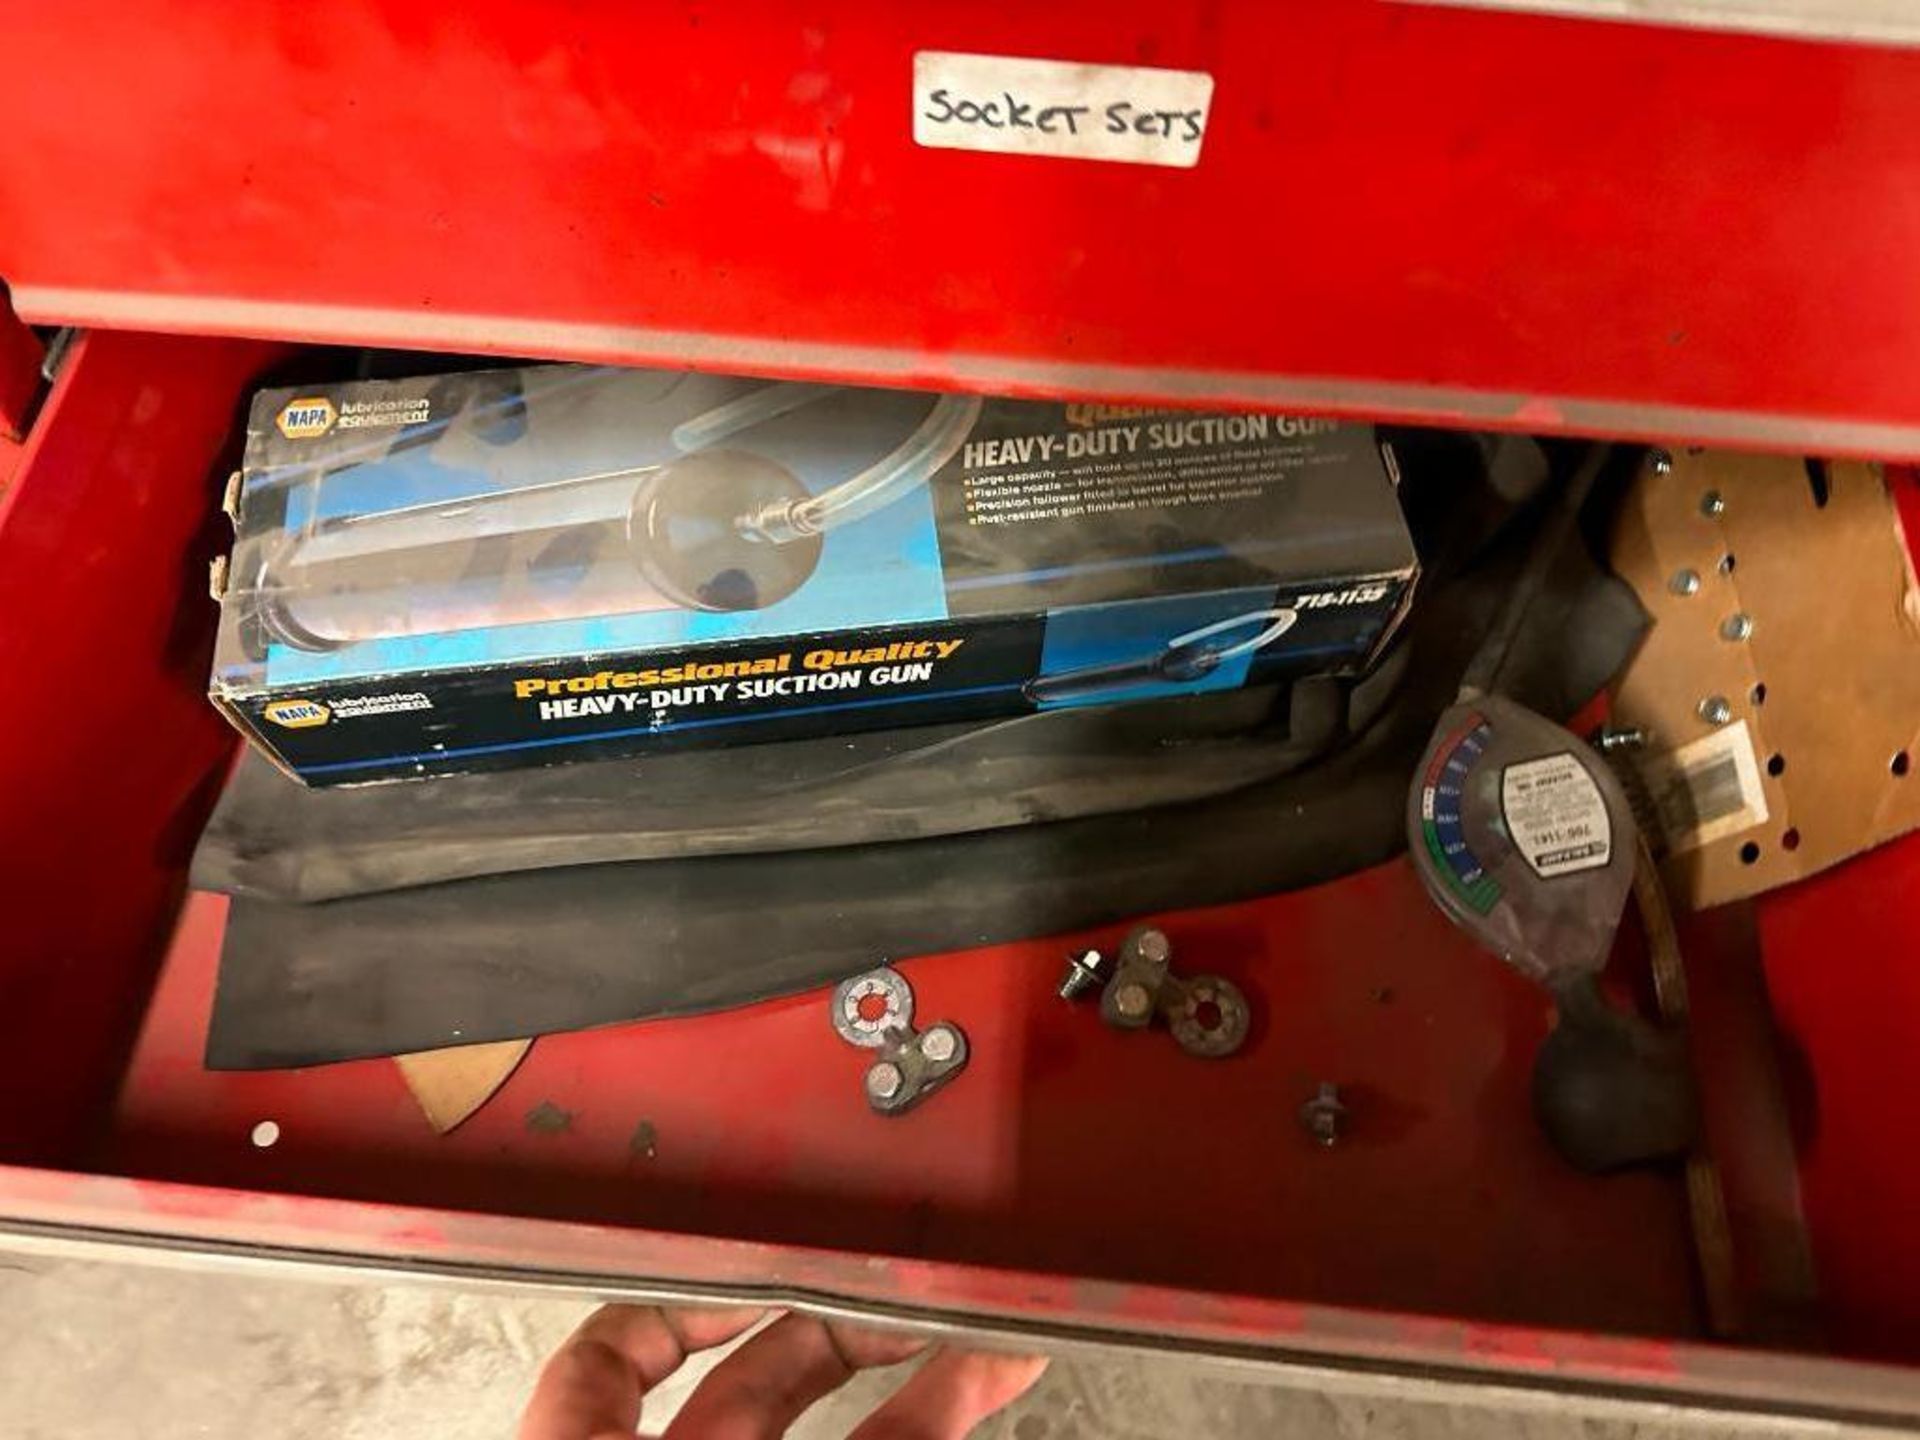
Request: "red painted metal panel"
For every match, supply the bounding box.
[1759,835,1920,1362]
[0,330,283,1162]
[106,883,1705,1337]
[3,4,1920,452]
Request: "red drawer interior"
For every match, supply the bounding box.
[3,330,1919,1416]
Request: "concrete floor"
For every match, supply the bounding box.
[0,1255,1869,1438]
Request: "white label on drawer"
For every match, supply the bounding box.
[913,52,1214,168]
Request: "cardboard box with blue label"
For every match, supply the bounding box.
[210,365,1419,785]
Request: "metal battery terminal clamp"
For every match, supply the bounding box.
[1089,926,1251,1059]
[1023,608,1298,705]
[830,966,970,1115]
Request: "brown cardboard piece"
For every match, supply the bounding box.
[395,1039,532,1133]
[1609,452,1920,908]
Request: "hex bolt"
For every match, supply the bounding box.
[1593,726,1649,753]
[1300,1083,1347,1147]
[919,1026,958,1063]
[1057,948,1108,1001]
[1649,450,1673,476]
[1697,695,1733,726]
[1134,929,1172,965]
[1113,982,1154,1021]
[1719,612,1754,642]
[865,1062,904,1102]
[1700,490,1726,517]
[1668,568,1701,597]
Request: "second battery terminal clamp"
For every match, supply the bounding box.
[1091,926,1251,1059]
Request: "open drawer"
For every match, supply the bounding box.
[3,330,1919,1429]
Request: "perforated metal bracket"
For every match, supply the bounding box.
[830,966,969,1115]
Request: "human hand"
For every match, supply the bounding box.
[518,1303,1049,1439]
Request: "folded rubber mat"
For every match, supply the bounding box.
[195,683,1342,902]
[205,445,1648,1067]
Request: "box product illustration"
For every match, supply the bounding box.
[212,365,1419,784]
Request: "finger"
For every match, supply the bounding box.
[662,1313,927,1440]
[823,1319,931,1371]
[519,1303,767,1440]
[846,1346,1050,1440]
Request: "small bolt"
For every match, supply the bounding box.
[1700,490,1726,517]
[1134,929,1172,965]
[1650,450,1673,475]
[250,1120,281,1149]
[1593,726,1649,752]
[1668,568,1701,597]
[865,1062,904,1102]
[920,1026,958,1063]
[1113,982,1153,1021]
[1300,1083,1346,1147]
[1057,948,1108,1000]
[1697,695,1733,726]
[1719,612,1754,642]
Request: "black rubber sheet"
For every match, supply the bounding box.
[193,682,1345,902]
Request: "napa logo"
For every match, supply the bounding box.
[263,698,331,729]
[275,397,338,439]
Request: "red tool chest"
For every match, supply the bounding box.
[3,3,1920,1427]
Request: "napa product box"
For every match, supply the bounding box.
[211,364,1419,785]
